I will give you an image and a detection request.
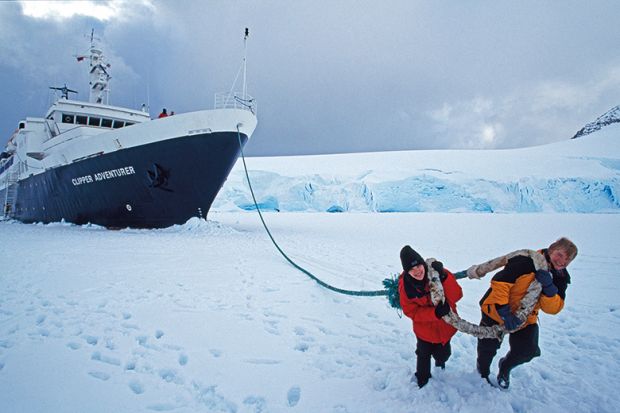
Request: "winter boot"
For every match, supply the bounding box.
[477,360,489,379]
[435,360,445,369]
[497,357,510,389]
[414,372,430,389]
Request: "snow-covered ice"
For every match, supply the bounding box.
[214,125,620,213]
[1,126,619,412]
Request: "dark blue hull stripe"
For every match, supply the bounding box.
[4,132,248,228]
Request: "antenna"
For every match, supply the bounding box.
[243,27,249,100]
[49,84,78,100]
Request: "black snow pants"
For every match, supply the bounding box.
[476,312,541,378]
[415,337,452,386]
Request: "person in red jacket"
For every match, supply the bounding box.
[398,245,463,388]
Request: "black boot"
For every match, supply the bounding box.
[415,372,430,388]
[477,360,489,379]
[497,357,510,389]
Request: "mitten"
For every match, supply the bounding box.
[497,304,522,330]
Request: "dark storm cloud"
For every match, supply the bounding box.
[1,0,619,155]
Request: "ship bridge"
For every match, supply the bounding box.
[45,99,151,133]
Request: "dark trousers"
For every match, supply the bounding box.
[415,337,451,383]
[476,313,541,377]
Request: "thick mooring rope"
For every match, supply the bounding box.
[235,127,546,340]
[427,250,547,340]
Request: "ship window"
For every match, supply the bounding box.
[101,118,113,128]
[88,117,101,126]
[62,114,75,124]
[125,122,134,127]
[76,115,88,125]
[112,120,124,129]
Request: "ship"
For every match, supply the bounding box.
[0,30,257,229]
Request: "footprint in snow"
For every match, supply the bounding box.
[0,340,13,349]
[155,330,164,339]
[159,368,183,384]
[66,342,81,350]
[287,386,301,407]
[91,351,121,366]
[178,353,188,366]
[128,380,145,394]
[243,395,267,412]
[88,371,110,381]
[84,335,98,345]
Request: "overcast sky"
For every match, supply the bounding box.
[1,1,619,155]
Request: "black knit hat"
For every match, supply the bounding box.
[400,245,425,272]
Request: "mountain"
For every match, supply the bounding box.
[572,105,620,139]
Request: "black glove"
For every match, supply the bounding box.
[535,269,558,297]
[497,304,522,330]
[431,260,447,281]
[434,300,450,318]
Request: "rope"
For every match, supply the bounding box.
[234,127,546,340]
[235,127,388,297]
[427,250,547,340]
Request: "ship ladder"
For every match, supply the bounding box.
[2,169,19,220]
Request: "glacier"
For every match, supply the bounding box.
[213,124,620,213]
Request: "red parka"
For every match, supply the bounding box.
[398,269,463,345]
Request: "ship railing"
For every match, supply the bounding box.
[214,92,256,115]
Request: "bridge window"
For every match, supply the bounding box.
[76,115,88,125]
[101,118,113,128]
[62,114,75,124]
[88,117,101,127]
[112,120,124,129]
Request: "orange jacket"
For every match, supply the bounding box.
[399,269,463,344]
[479,250,570,326]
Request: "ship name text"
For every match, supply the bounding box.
[72,166,136,186]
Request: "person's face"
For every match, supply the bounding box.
[407,264,426,280]
[549,248,571,270]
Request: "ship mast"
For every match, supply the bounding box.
[82,29,111,105]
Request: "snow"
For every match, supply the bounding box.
[1,127,620,412]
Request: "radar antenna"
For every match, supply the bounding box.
[49,84,78,100]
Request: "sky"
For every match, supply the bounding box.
[1,0,619,156]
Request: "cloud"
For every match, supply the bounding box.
[426,64,620,149]
[18,0,153,22]
[20,0,120,21]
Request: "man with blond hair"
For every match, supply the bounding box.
[476,237,578,389]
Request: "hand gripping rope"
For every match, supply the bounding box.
[235,127,545,340]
